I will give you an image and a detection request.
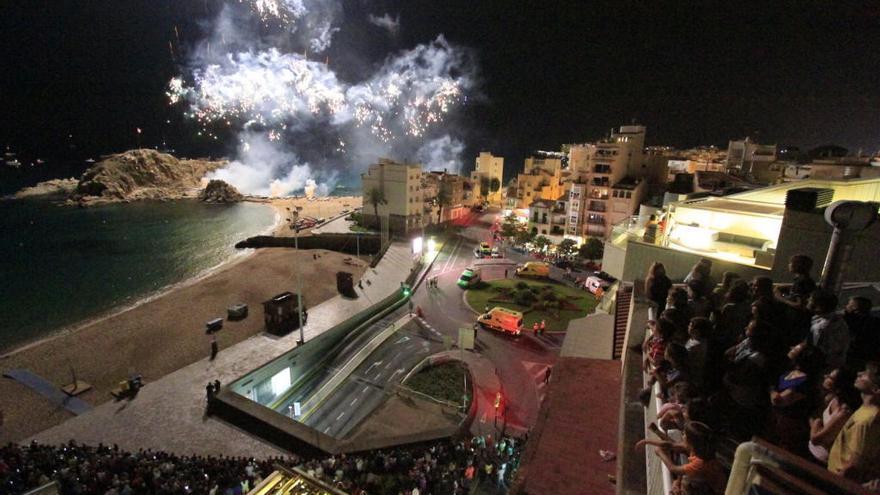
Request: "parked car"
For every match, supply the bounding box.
[515,261,550,278]
[490,246,504,258]
[476,307,523,336]
[584,271,616,294]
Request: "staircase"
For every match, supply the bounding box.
[612,284,633,359]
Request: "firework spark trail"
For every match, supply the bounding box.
[170,2,476,196]
[169,37,469,143]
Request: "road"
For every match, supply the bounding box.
[412,210,564,434]
[276,210,567,438]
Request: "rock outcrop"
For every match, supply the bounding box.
[14,178,79,199]
[63,149,226,206]
[199,179,244,203]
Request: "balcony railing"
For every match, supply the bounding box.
[587,202,606,212]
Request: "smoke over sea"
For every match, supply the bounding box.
[168,0,478,196]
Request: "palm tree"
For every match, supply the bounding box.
[365,187,387,229]
[489,177,501,203]
[479,176,490,203]
[436,181,452,224]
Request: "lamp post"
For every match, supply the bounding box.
[292,209,305,345]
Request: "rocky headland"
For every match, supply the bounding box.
[199,179,244,203]
[15,149,227,206]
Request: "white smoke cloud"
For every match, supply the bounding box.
[206,133,336,197]
[368,13,400,36]
[416,136,465,173]
[172,1,476,196]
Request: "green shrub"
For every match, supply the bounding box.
[515,281,530,290]
[513,289,537,306]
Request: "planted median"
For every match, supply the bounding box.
[465,279,598,333]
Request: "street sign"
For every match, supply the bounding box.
[293,402,301,417]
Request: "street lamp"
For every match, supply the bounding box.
[292,208,305,345]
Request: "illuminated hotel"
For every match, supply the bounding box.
[603,177,880,283]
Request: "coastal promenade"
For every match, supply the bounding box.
[30,242,420,458]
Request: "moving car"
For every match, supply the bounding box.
[476,307,523,336]
[490,246,503,258]
[515,261,550,278]
[457,267,482,288]
[474,242,492,258]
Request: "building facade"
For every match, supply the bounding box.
[564,125,653,240]
[422,171,471,224]
[360,158,424,234]
[471,152,505,206]
[509,156,564,210]
[726,137,777,173]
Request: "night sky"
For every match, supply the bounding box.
[2,1,878,177]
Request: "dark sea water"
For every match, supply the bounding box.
[0,199,277,352]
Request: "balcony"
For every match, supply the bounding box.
[591,178,610,187]
[589,190,609,200]
[593,165,612,174]
[617,294,870,495]
[587,201,606,212]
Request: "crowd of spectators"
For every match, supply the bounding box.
[1,434,523,494]
[639,255,880,494]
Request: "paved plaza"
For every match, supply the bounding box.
[31,243,421,457]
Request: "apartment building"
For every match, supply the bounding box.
[564,125,652,240]
[471,152,505,206]
[360,158,424,234]
[509,156,564,209]
[422,171,470,224]
[726,137,777,173]
[528,196,567,242]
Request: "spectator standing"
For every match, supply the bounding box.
[723,320,775,439]
[711,272,739,315]
[713,281,752,353]
[210,335,218,361]
[684,258,715,299]
[775,254,817,310]
[769,342,825,456]
[645,262,673,313]
[809,367,861,464]
[827,362,880,483]
[843,296,880,367]
[687,279,714,319]
[664,288,694,344]
[807,290,850,369]
[685,317,712,391]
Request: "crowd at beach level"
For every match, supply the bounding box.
[1,434,523,494]
[638,255,880,494]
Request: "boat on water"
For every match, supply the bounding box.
[5,159,21,168]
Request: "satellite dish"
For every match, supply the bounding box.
[824,201,878,231]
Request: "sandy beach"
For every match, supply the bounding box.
[262,195,362,237]
[0,195,365,443]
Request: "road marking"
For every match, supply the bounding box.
[384,362,392,369]
[362,386,369,394]
[374,372,382,380]
[324,426,331,434]
[366,361,382,372]
[350,397,358,406]
[336,412,345,421]
[395,336,410,344]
